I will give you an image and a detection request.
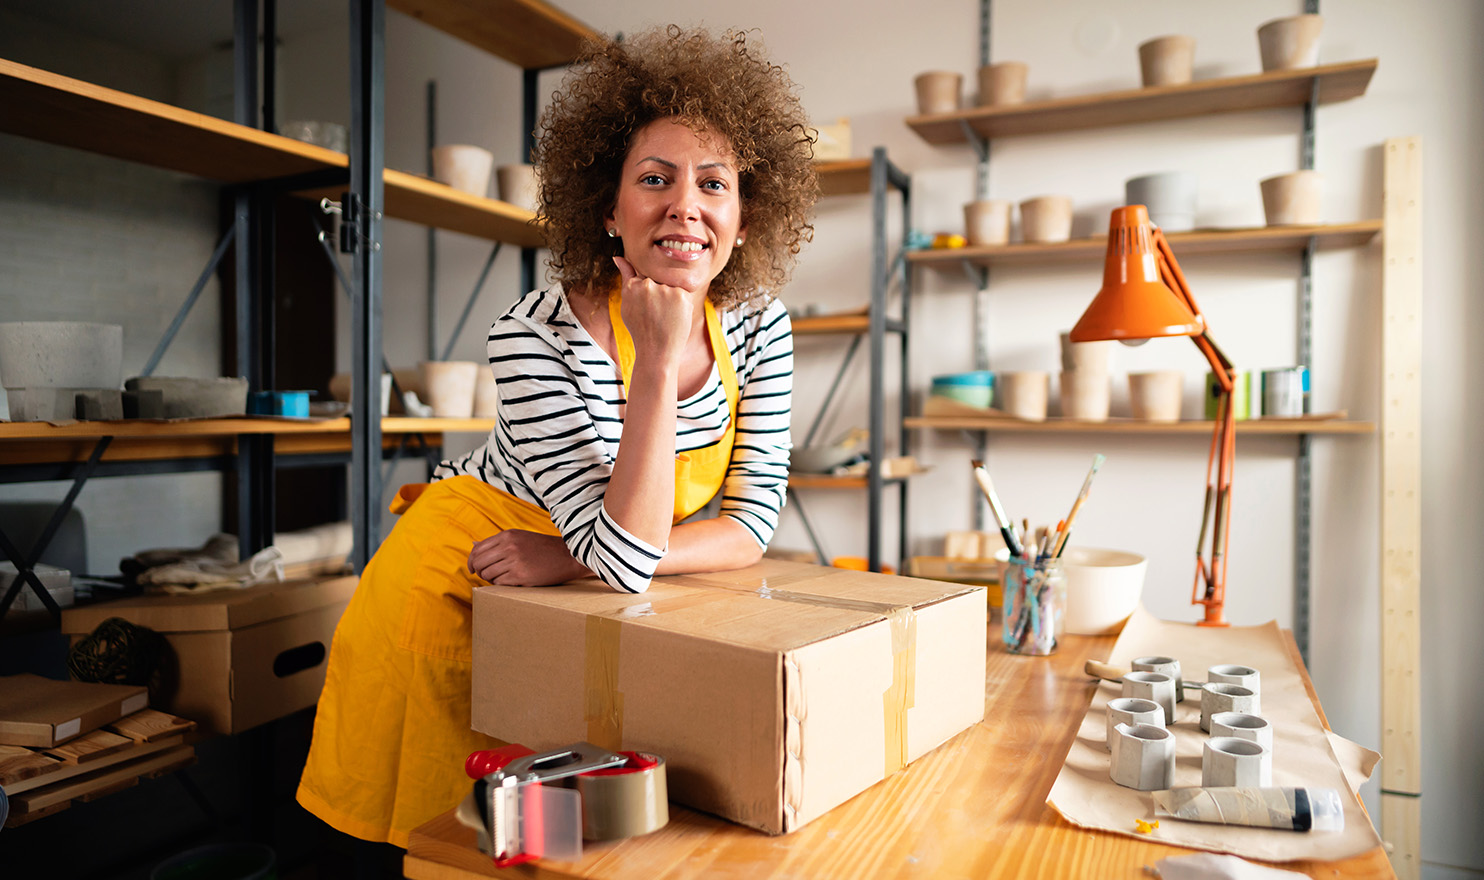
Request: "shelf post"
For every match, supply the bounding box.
[348,0,387,570]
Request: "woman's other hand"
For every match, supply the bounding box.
[468,530,590,587]
[613,255,696,366]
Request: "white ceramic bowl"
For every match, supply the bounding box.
[1062,547,1148,635]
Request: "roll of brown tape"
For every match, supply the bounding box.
[576,752,668,841]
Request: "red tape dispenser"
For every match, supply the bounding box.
[457,742,668,868]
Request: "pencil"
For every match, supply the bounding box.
[970,459,1025,559]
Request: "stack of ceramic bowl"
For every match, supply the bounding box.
[930,371,995,409]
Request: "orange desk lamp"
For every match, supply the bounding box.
[1071,205,1234,626]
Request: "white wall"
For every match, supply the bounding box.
[349,0,1478,874]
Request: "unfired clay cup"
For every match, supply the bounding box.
[964,199,1012,246]
[431,145,494,197]
[1261,171,1323,225]
[1128,370,1184,422]
[1203,736,1272,787]
[1110,723,1176,791]
[1019,195,1074,243]
[998,371,1049,421]
[1122,671,1176,725]
[496,163,539,212]
[1258,14,1323,71]
[1132,655,1184,703]
[1210,712,1274,752]
[419,361,479,418]
[1106,697,1163,752]
[1200,682,1259,732]
[1059,331,1114,373]
[1138,35,1195,87]
[1059,370,1110,421]
[976,62,1027,106]
[914,71,963,115]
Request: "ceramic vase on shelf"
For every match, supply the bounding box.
[1128,371,1184,422]
[1258,15,1323,71]
[976,62,1027,106]
[913,71,963,115]
[496,163,539,212]
[1260,170,1323,225]
[1138,35,1195,87]
[1020,195,1073,243]
[1059,370,1110,421]
[963,199,1012,246]
[1125,172,1197,233]
[419,361,479,418]
[431,145,494,197]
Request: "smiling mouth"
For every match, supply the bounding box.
[656,238,707,253]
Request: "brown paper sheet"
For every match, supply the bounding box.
[1046,607,1383,862]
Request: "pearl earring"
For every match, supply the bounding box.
[735,237,743,247]
[607,228,618,238]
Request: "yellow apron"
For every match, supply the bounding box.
[296,294,737,847]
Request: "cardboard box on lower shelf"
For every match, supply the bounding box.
[60,576,356,736]
[471,559,987,835]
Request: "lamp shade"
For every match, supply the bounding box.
[1071,205,1203,342]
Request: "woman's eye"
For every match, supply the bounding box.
[640,174,666,186]
[701,178,728,191]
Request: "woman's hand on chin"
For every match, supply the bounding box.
[468,529,589,587]
[613,256,697,365]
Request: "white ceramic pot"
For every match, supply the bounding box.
[0,322,122,389]
[431,145,495,197]
[1125,171,1197,233]
[496,163,539,212]
[1138,35,1195,87]
[963,199,1012,246]
[913,71,963,115]
[1260,170,1323,226]
[976,62,1027,106]
[1128,370,1184,422]
[1258,14,1323,71]
[1019,195,1073,243]
[473,365,499,418]
[419,361,479,418]
[1059,331,1115,373]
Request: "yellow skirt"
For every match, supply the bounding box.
[295,476,559,847]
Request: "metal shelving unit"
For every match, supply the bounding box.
[789,150,913,572]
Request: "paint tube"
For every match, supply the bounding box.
[1151,787,1345,832]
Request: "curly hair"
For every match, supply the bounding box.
[534,26,817,311]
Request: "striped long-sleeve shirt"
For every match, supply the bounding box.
[433,284,793,594]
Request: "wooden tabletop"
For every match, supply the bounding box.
[403,631,1394,880]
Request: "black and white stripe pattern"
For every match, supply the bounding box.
[434,284,793,594]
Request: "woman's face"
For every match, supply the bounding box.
[606,118,745,295]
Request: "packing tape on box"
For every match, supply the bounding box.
[576,751,669,840]
[583,578,919,776]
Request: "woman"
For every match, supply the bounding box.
[297,25,817,849]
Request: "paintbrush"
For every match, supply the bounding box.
[1051,453,1106,558]
[970,459,1025,559]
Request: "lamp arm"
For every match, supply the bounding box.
[1155,231,1235,385]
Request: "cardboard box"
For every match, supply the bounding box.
[0,674,148,747]
[61,576,355,736]
[472,559,986,834]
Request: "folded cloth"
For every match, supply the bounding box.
[144,545,284,594]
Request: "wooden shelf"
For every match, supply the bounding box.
[0,418,496,468]
[903,415,1375,435]
[0,58,542,246]
[387,0,600,70]
[788,472,921,490]
[906,59,1377,144]
[906,220,1382,269]
[815,159,873,197]
[792,312,871,335]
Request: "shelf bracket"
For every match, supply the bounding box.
[141,228,234,379]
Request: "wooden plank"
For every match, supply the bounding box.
[907,220,1383,269]
[107,708,195,744]
[1379,135,1423,875]
[44,729,131,765]
[11,745,194,812]
[2,734,186,796]
[792,314,871,335]
[387,0,600,70]
[903,414,1376,436]
[906,59,1377,143]
[0,744,61,787]
[3,799,69,828]
[816,159,874,197]
[1382,795,1422,880]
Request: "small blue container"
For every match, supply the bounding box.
[931,371,995,408]
[248,391,311,418]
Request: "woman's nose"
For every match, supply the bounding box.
[667,184,702,221]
